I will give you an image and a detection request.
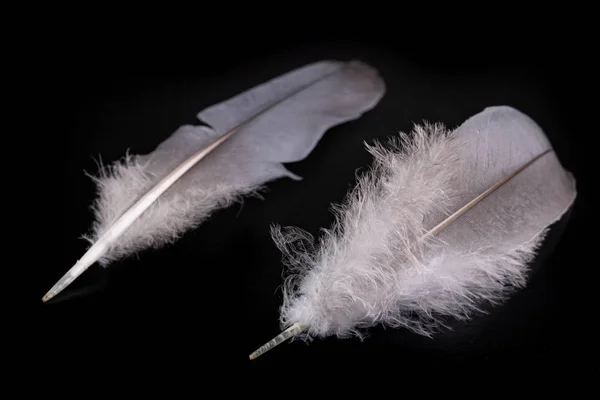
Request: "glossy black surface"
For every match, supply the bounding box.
[37,26,593,384]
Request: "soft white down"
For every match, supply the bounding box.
[272,106,577,340]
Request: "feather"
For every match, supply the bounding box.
[249,105,577,359]
[44,60,386,302]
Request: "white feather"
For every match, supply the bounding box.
[269,106,577,342]
[44,60,385,302]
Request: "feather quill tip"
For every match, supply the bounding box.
[41,273,76,303]
[42,255,98,302]
[248,323,304,360]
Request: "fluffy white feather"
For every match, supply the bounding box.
[268,106,576,343]
[44,60,385,302]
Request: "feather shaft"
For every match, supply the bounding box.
[248,323,304,360]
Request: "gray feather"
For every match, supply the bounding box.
[86,60,386,265]
[271,106,577,340]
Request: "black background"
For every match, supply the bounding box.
[35,15,595,385]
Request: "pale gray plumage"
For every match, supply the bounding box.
[85,60,386,265]
[270,106,576,342]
